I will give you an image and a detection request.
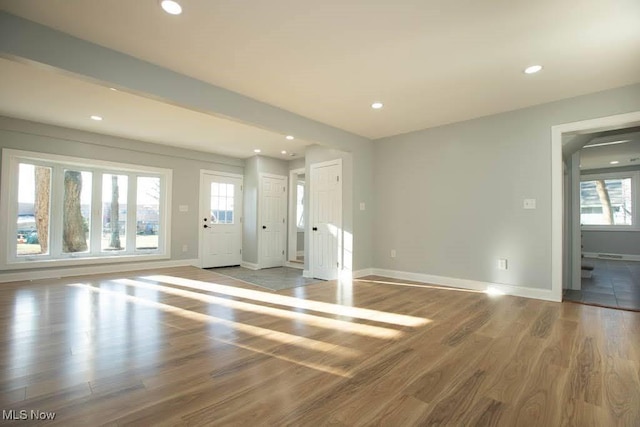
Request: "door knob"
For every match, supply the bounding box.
[203,224,209,228]
[262,225,267,229]
[312,227,318,231]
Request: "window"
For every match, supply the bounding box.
[210,182,235,224]
[2,149,172,268]
[296,180,305,229]
[580,171,639,230]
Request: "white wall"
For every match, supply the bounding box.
[373,83,640,291]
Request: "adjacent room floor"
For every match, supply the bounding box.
[208,266,320,291]
[564,258,640,311]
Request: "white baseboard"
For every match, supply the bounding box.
[240,261,260,270]
[285,261,304,270]
[583,252,640,262]
[352,268,374,278]
[302,269,311,278]
[0,258,199,284]
[368,268,559,302]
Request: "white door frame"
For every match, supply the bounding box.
[198,170,243,268]
[309,158,343,280]
[551,110,640,302]
[258,173,288,269]
[288,168,305,263]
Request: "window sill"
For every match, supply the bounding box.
[2,253,170,271]
[581,226,640,232]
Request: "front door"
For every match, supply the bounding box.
[200,173,243,268]
[260,174,287,268]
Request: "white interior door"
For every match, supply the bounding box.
[260,174,287,268]
[200,172,243,268]
[310,160,342,280]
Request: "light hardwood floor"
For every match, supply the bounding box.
[0,267,639,426]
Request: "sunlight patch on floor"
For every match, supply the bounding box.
[116,278,402,339]
[144,275,431,327]
[68,283,361,359]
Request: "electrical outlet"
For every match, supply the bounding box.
[498,258,508,270]
[523,199,536,209]
[360,202,366,211]
[391,249,397,258]
[182,244,188,252]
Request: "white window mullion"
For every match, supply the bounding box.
[127,174,137,253]
[90,171,103,255]
[631,171,640,229]
[49,165,64,259]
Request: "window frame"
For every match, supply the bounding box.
[1,149,172,270]
[579,170,640,232]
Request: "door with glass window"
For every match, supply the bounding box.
[200,173,243,268]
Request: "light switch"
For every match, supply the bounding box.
[179,205,189,212]
[360,202,366,211]
[523,199,536,209]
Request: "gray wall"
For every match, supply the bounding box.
[242,157,258,264]
[289,157,305,171]
[0,116,243,273]
[582,232,640,256]
[373,83,640,291]
[0,12,375,272]
[580,164,640,256]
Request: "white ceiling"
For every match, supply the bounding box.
[580,131,640,170]
[0,58,309,159]
[1,0,639,140]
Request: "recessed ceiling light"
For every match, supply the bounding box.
[160,0,182,15]
[584,139,630,148]
[90,115,103,121]
[524,65,543,74]
[286,135,294,140]
[254,149,261,153]
[610,160,620,165]
[281,150,287,154]
[371,102,383,109]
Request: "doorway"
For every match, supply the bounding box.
[199,171,243,268]
[288,168,305,267]
[309,159,342,280]
[562,127,640,310]
[552,111,640,303]
[258,173,287,269]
